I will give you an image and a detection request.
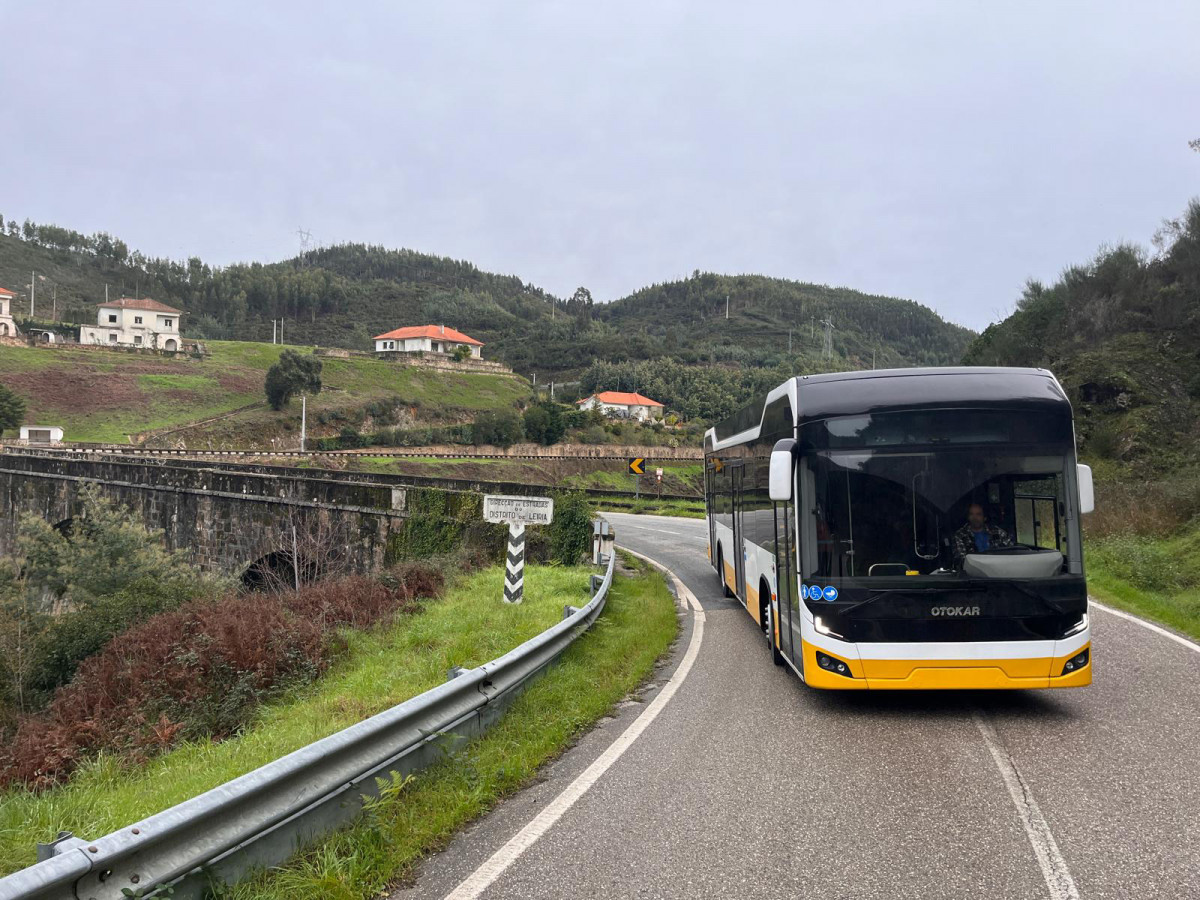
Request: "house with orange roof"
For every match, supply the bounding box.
[0,286,17,337]
[80,297,185,350]
[577,390,665,422]
[372,324,483,359]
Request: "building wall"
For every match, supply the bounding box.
[0,296,15,337]
[579,397,662,421]
[374,336,481,357]
[81,306,181,350]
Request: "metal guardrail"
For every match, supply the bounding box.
[35,445,703,463]
[0,550,618,900]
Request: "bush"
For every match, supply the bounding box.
[265,350,322,411]
[472,409,523,447]
[522,402,567,446]
[0,569,441,789]
[549,492,593,566]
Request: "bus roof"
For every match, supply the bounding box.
[706,367,1071,449]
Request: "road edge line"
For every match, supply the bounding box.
[1090,598,1200,655]
[442,548,705,900]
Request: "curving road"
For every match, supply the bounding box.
[395,512,1200,900]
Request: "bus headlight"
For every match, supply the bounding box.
[1062,612,1088,638]
[1061,648,1089,675]
[814,616,846,641]
[816,651,854,678]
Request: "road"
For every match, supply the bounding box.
[395,512,1200,900]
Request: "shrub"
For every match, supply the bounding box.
[472,409,523,447]
[0,570,441,789]
[549,492,593,565]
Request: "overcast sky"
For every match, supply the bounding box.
[1,1,1197,330]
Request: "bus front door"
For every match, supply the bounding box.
[731,462,746,605]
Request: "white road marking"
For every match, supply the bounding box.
[973,712,1080,900]
[442,550,705,900]
[1091,598,1200,655]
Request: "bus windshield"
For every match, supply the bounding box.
[800,410,1079,580]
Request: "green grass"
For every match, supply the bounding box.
[0,563,599,875]
[595,496,707,518]
[227,553,676,900]
[1087,528,1200,641]
[0,340,529,445]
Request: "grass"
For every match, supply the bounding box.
[595,496,707,518]
[1087,527,1200,641]
[226,553,676,900]
[0,563,603,876]
[0,340,529,445]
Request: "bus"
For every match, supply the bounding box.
[703,367,1095,690]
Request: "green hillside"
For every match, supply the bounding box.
[963,198,1200,477]
[0,222,973,392]
[0,341,529,445]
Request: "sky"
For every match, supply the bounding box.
[1,1,1197,331]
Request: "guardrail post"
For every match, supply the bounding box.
[35,831,88,863]
[590,574,604,596]
[563,604,580,619]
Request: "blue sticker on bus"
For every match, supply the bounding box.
[808,584,824,601]
[822,585,839,602]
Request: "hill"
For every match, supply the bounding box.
[0,341,529,445]
[963,198,1200,478]
[0,220,972,389]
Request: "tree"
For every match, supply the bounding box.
[522,402,566,446]
[265,349,323,410]
[0,385,26,437]
[472,409,523,447]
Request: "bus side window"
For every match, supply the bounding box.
[799,461,818,578]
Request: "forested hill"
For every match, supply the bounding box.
[0,217,971,381]
[963,198,1200,474]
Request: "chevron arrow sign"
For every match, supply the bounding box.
[484,495,554,604]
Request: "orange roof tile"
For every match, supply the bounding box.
[578,390,664,407]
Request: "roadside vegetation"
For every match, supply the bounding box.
[0,562,617,875]
[227,553,678,900]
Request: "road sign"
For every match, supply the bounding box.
[628,457,646,475]
[655,467,663,482]
[484,495,554,604]
[483,494,555,526]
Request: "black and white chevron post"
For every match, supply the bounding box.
[504,523,526,604]
[483,494,555,605]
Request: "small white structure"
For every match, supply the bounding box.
[577,391,665,422]
[0,286,17,337]
[80,297,184,350]
[19,425,64,444]
[372,324,483,358]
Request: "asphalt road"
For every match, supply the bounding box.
[395,512,1200,900]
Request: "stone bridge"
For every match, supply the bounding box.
[0,451,505,584]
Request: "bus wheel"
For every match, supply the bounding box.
[764,585,784,667]
[717,546,732,598]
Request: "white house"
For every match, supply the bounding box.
[80,297,184,350]
[19,425,64,444]
[372,324,483,358]
[577,391,665,422]
[0,286,17,337]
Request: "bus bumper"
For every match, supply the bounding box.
[801,640,1092,690]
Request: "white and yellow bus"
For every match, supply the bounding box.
[704,367,1094,690]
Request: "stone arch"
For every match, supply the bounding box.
[0,322,8,336]
[164,338,179,352]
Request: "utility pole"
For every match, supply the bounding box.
[725,295,730,320]
[871,349,876,370]
[788,328,792,354]
[105,284,109,304]
[29,271,34,316]
[272,319,277,344]
[821,318,835,362]
[300,394,307,451]
[51,284,56,321]
[279,318,284,344]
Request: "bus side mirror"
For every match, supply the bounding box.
[769,439,797,501]
[1077,464,1094,514]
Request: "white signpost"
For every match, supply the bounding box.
[484,495,554,604]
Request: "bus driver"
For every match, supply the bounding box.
[953,503,1013,565]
